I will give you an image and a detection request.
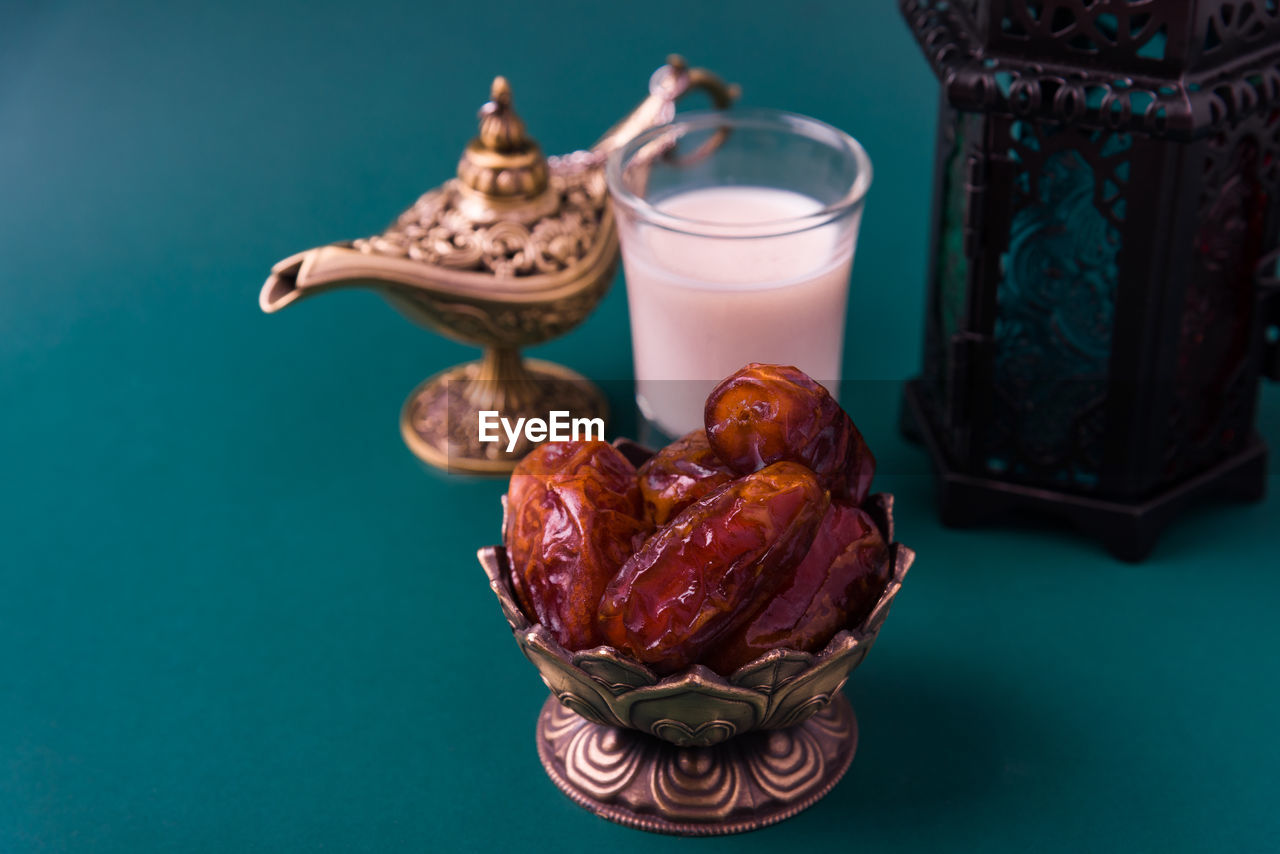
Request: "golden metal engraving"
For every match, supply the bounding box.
[260,58,736,473]
[535,692,857,835]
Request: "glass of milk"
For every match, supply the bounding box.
[606,109,873,439]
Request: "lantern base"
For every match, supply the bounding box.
[900,380,1268,562]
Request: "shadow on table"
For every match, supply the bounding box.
[792,657,1073,840]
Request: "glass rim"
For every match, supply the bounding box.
[605,107,873,239]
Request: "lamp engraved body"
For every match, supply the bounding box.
[260,59,736,473]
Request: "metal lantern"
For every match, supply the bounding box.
[899,0,1280,560]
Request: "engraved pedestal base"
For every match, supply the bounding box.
[400,349,608,474]
[535,693,858,836]
[900,378,1268,561]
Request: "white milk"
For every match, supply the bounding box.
[621,186,856,437]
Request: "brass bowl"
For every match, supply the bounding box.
[479,493,911,746]
[477,469,914,834]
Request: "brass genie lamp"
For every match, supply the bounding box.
[261,58,736,473]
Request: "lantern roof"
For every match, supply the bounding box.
[901,0,1280,139]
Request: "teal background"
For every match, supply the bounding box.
[3,1,1278,851]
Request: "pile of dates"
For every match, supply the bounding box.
[503,363,889,676]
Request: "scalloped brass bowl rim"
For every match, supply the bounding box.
[480,491,914,746]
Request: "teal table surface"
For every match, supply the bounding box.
[3,2,1279,851]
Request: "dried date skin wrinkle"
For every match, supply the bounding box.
[704,503,890,675]
[505,441,647,651]
[599,461,828,674]
[705,363,876,503]
[636,429,735,526]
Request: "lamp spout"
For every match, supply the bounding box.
[259,245,397,314]
[260,250,310,313]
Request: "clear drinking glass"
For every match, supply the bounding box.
[606,108,872,439]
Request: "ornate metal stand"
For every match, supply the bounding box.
[901,379,1268,561]
[401,352,608,474]
[481,465,910,836]
[535,693,858,836]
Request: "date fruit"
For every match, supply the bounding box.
[636,429,736,526]
[704,502,890,674]
[598,461,829,674]
[505,441,647,651]
[704,363,875,503]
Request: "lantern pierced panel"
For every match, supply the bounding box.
[1164,108,1280,482]
[986,121,1130,487]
